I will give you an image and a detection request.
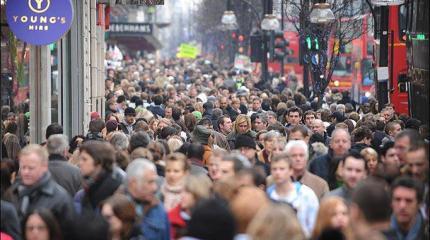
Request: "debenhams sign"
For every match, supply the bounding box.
[6,0,74,45]
[109,23,153,35]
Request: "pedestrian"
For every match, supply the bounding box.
[23,209,63,240]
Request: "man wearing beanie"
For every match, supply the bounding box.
[192,125,213,165]
[235,134,269,175]
[119,107,136,135]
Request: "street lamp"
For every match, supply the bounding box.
[221,10,238,30]
[309,3,336,24]
[370,0,404,6]
[261,14,280,30]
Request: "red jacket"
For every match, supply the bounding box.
[168,204,187,239]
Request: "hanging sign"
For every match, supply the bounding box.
[6,0,74,45]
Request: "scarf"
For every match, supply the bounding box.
[391,213,423,240]
[17,172,51,216]
[161,181,184,211]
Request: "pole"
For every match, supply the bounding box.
[280,0,285,77]
[300,0,310,98]
[260,0,273,89]
[377,6,389,111]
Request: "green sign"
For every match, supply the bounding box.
[177,43,199,59]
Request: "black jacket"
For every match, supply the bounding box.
[48,154,82,196]
[1,200,22,240]
[309,149,342,190]
[3,172,75,223]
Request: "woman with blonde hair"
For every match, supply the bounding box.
[311,196,352,240]
[247,203,306,240]
[360,147,381,176]
[168,174,213,239]
[226,114,256,150]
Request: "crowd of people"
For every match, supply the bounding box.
[1,56,429,240]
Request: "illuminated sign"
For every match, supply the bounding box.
[6,0,74,45]
[108,23,153,36]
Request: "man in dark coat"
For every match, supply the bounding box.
[1,200,21,240]
[46,134,82,196]
[3,144,75,225]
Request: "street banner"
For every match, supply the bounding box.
[177,43,199,59]
[234,54,254,72]
[6,0,74,45]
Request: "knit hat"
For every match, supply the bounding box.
[192,125,211,145]
[192,111,202,121]
[124,107,136,116]
[235,134,256,149]
[105,120,118,132]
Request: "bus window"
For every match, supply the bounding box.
[333,55,353,76]
[399,4,408,41]
[361,59,374,86]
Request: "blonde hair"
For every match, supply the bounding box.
[234,114,251,133]
[184,174,213,201]
[167,137,183,152]
[247,203,305,240]
[311,196,352,240]
[360,147,378,163]
[19,144,49,164]
[130,147,153,161]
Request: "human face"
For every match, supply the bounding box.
[289,146,307,173]
[208,156,221,181]
[165,161,187,186]
[342,157,367,189]
[237,121,249,134]
[271,142,285,157]
[254,118,266,132]
[180,190,196,210]
[330,131,351,157]
[395,136,410,164]
[289,131,305,142]
[19,153,48,186]
[164,107,173,119]
[305,114,315,128]
[405,149,428,181]
[264,137,275,152]
[311,120,325,135]
[125,115,135,124]
[330,202,349,229]
[382,148,400,167]
[287,112,301,125]
[382,111,392,123]
[239,147,256,161]
[129,169,158,202]
[25,214,49,240]
[219,98,228,109]
[392,187,419,228]
[267,115,277,125]
[102,204,123,235]
[366,156,378,175]
[78,151,100,177]
[389,124,402,137]
[220,118,232,134]
[219,160,235,180]
[271,160,291,185]
[252,100,261,111]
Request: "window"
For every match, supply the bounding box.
[361,58,374,86]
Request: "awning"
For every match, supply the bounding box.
[107,34,162,52]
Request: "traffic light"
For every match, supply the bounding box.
[305,35,320,51]
[269,30,289,62]
[250,32,264,62]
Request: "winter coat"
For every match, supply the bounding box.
[1,200,22,240]
[309,149,342,190]
[74,170,121,214]
[48,154,82,196]
[168,204,188,239]
[3,172,75,223]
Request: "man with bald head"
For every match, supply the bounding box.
[309,128,351,189]
[311,119,330,145]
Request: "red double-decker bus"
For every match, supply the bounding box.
[329,14,375,103]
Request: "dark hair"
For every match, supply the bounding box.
[46,123,63,140]
[342,150,368,172]
[303,110,316,119]
[5,122,18,134]
[116,95,126,103]
[197,117,212,127]
[287,106,303,117]
[267,122,286,136]
[217,115,230,129]
[351,126,372,143]
[309,133,325,144]
[188,143,205,161]
[221,153,246,173]
[380,141,395,156]
[288,125,309,140]
[129,131,151,152]
[24,209,63,240]
[152,95,164,105]
[79,141,115,172]
[160,126,179,139]
[352,178,391,223]
[89,119,105,133]
[395,129,422,146]
[172,107,182,121]
[391,176,424,203]
[69,135,85,154]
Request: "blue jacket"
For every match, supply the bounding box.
[140,202,170,240]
